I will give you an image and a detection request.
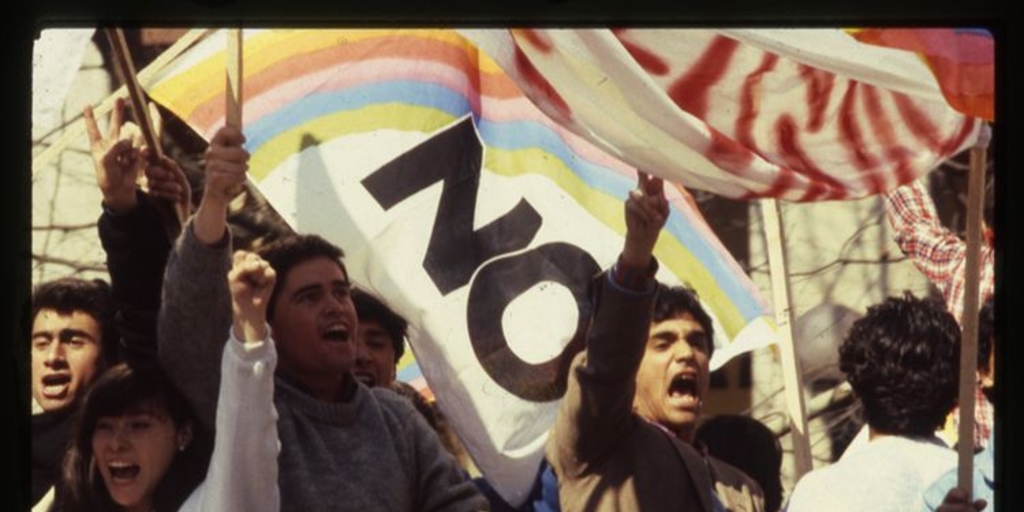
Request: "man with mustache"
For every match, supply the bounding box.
[546,171,762,512]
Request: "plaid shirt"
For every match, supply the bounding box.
[886,179,995,448]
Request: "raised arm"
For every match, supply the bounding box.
[158,125,249,431]
[180,250,280,512]
[86,98,192,367]
[884,179,966,299]
[548,171,667,475]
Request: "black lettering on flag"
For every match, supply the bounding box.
[362,116,599,401]
[361,116,541,294]
[467,243,599,402]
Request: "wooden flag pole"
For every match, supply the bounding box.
[223,28,246,200]
[103,28,183,240]
[226,28,243,129]
[759,198,814,479]
[104,29,163,161]
[957,123,990,493]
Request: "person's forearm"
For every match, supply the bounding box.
[195,333,279,512]
[194,196,231,246]
[158,216,234,431]
[99,192,171,365]
[621,233,655,273]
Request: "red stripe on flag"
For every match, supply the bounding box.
[851,85,889,193]
[940,116,977,158]
[892,91,944,153]
[761,165,796,199]
[838,82,880,171]
[613,29,670,76]
[707,127,754,171]
[776,115,847,201]
[736,53,779,151]
[861,85,915,187]
[798,64,836,133]
[894,92,976,158]
[668,35,741,118]
[518,29,553,53]
[801,180,832,202]
[513,45,572,122]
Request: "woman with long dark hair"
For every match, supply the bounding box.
[61,251,280,512]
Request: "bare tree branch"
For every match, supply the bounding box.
[32,222,98,232]
[32,254,107,274]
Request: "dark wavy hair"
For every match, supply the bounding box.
[352,289,408,362]
[839,293,960,437]
[257,234,347,321]
[62,363,211,512]
[654,284,715,359]
[30,277,119,368]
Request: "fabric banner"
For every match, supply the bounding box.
[149,28,774,505]
[847,28,994,121]
[462,28,981,202]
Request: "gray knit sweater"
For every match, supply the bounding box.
[158,218,487,512]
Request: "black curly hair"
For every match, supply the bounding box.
[654,283,714,359]
[839,293,960,437]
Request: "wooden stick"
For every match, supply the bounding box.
[103,28,182,239]
[759,198,814,479]
[32,28,211,175]
[225,28,243,129]
[223,28,248,200]
[104,28,163,161]
[957,124,990,493]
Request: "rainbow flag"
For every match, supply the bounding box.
[848,28,994,121]
[149,29,773,505]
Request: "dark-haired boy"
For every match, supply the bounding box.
[351,289,407,389]
[546,172,761,512]
[787,293,961,511]
[30,277,118,505]
[158,125,485,512]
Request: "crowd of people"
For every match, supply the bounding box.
[28,97,997,512]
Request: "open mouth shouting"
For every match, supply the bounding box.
[107,460,142,483]
[40,373,72,399]
[321,323,352,343]
[667,372,702,410]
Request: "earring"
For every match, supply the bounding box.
[178,443,186,452]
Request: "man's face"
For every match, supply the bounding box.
[269,257,358,394]
[633,312,710,440]
[31,309,104,412]
[353,319,397,388]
